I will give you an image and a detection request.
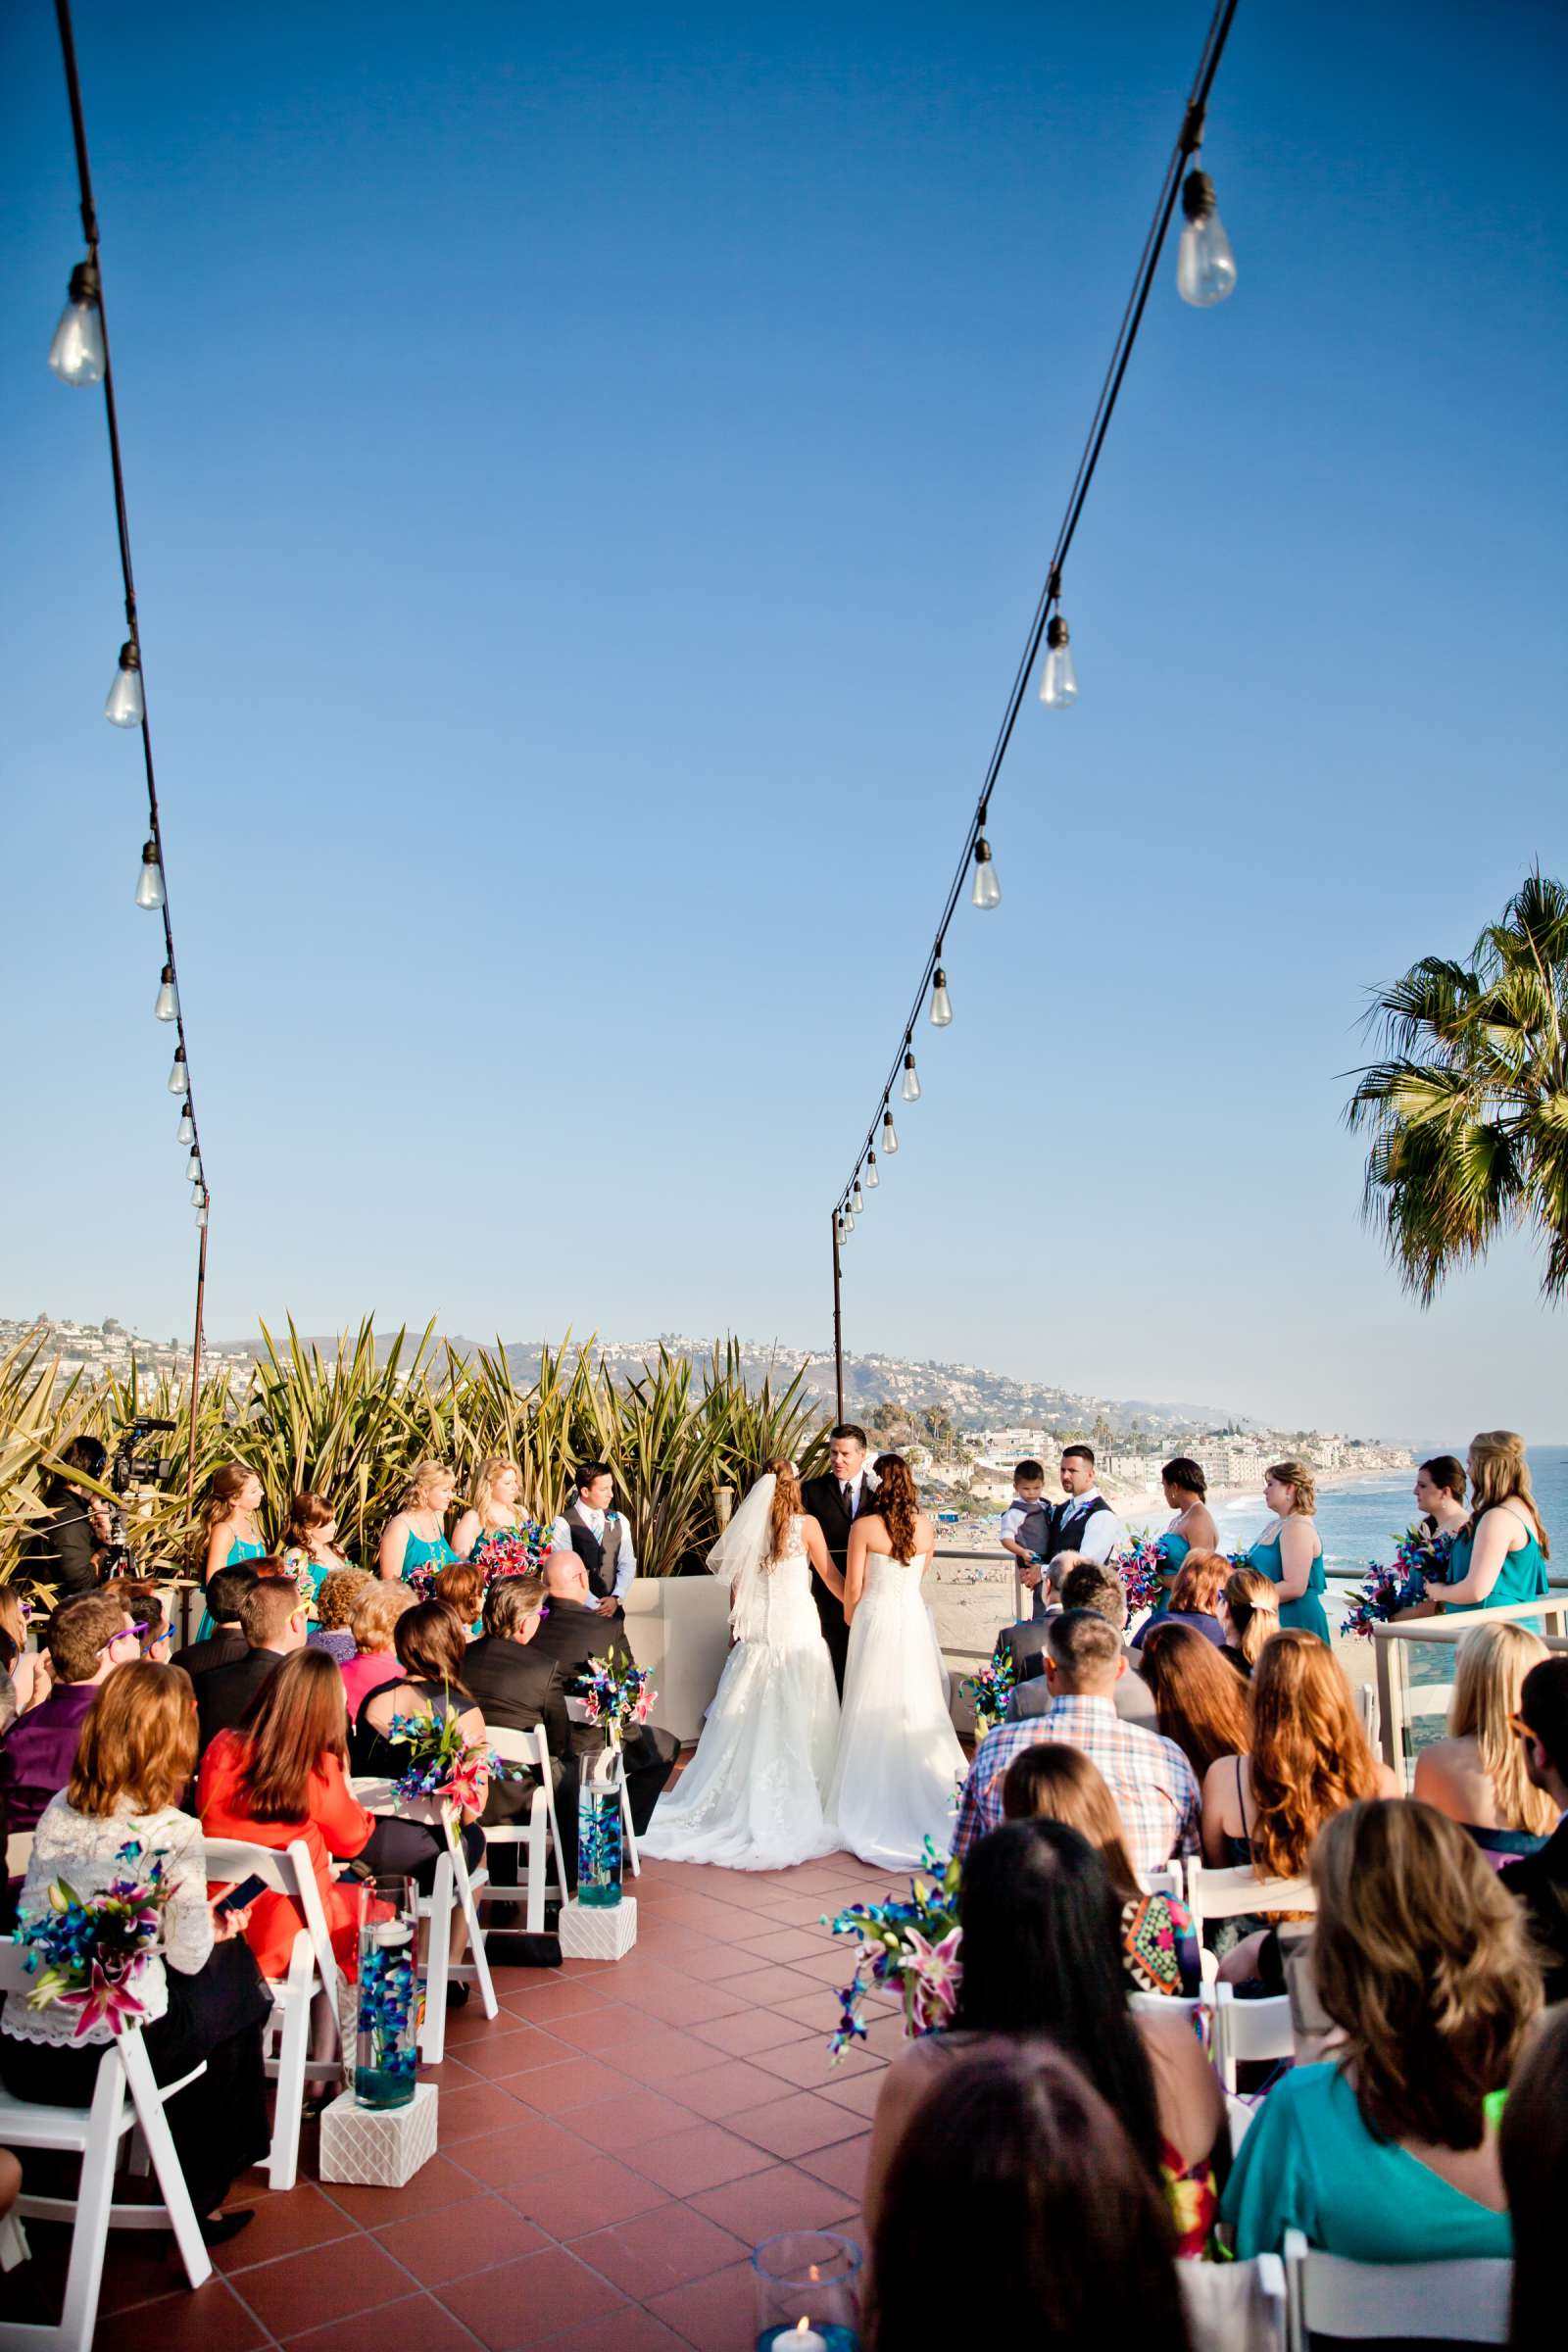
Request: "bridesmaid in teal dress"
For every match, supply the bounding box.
[450,1455,526,1564]
[1151,1457,1218,1624]
[1247,1458,1331,1644]
[196,1462,268,1642]
[378,1459,460,1584]
[1436,1432,1551,1614]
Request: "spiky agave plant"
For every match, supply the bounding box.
[1347,870,1568,1302]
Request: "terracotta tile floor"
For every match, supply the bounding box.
[6,1845,895,2348]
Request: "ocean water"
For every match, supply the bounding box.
[1209,1446,1568,1580]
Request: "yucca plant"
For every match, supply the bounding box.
[1347,870,1568,1301]
[0,1335,101,1586]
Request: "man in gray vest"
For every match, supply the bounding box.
[551,1463,637,1623]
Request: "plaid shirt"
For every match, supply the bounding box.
[952,1692,1200,1880]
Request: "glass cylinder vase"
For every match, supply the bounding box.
[752,2230,861,2349]
[576,1747,623,1910]
[355,1876,420,2108]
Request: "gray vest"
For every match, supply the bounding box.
[565,1501,622,1600]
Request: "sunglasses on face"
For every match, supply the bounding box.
[101,1622,145,1654]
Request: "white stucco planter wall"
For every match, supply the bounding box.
[623,1574,731,1742]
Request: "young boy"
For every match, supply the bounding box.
[1000,1460,1052,1574]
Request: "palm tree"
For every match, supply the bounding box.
[1346,870,1568,1302]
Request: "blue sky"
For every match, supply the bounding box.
[4,0,1565,1442]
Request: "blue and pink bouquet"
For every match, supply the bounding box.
[1112,1534,1164,1617]
[1339,1524,1450,1639]
[19,1839,170,2039]
[960,1647,1015,1736]
[409,1520,555,1601]
[571,1654,657,1745]
[824,1839,962,2061]
[385,1709,529,1812]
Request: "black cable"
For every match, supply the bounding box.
[53,0,209,1214]
[835,0,1241,1207]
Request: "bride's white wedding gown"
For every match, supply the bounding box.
[641,1514,840,1870]
[826,1549,967,1870]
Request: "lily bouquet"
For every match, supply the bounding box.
[385,1707,528,1812]
[1112,1533,1165,1617]
[959,1646,1016,1736]
[1339,1524,1448,1638]
[19,1839,171,2039]
[570,1654,656,1747]
[824,1838,962,2062]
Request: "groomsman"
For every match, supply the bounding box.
[551,1463,636,1623]
[801,1425,876,1694]
[1018,1445,1124,1622]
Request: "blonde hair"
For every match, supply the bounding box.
[1312,1801,1539,2149]
[1449,1619,1558,1838]
[1267,1459,1317,1516]
[1221,1568,1279,1667]
[404,1458,454,1510]
[351,1579,416,1653]
[469,1455,521,1520]
[1466,1431,1549,1559]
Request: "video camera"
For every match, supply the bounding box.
[110,1416,180,1497]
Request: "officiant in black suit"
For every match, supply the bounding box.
[799,1424,873,1694]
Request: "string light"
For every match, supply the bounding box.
[851,1179,863,1214]
[930,963,953,1027]
[190,1178,204,1206]
[47,257,104,385]
[843,1202,856,1233]
[195,1200,208,1230]
[1038,613,1078,709]
[104,640,143,728]
[185,1151,201,1182]
[864,1151,879,1188]
[134,838,164,909]
[177,1110,193,1145]
[1177,170,1237,306]
[155,963,179,1022]
[168,1047,188,1097]
[902,1049,921,1102]
[971,835,1001,908]
[882,1107,899,1153]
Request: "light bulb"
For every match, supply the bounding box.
[105,642,143,728]
[930,966,953,1027]
[168,1048,188,1097]
[191,1178,204,1205]
[971,837,1002,908]
[134,837,164,908]
[843,1205,856,1233]
[864,1152,879,1188]
[851,1181,863,1213]
[177,1111,194,1145]
[902,1051,921,1102]
[1176,171,1237,307]
[196,1203,208,1229]
[882,1109,899,1153]
[1039,615,1078,708]
[48,261,105,386]
[155,963,179,1022]
[186,1150,201,1181]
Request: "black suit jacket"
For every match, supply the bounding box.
[195,1646,285,1755]
[800,1473,876,1570]
[463,1636,570,1760]
[172,1626,248,1682]
[528,1602,625,1758]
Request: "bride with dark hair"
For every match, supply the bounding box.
[825,1453,967,1868]
[641,1458,842,1870]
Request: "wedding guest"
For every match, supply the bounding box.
[551,1462,638,1626]
[0,1590,48,1717]
[451,1455,527,1561]
[1414,1452,1470,1542]
[348,1602,489,1947]
[529,1552,679,1832]
[281,1491,352,1614]
[1015,1446,1125,1622]
[1138,1620,1250,1785]
[194,1574,308,1754]
[1002,1745,1199,1993]
[199,1464,268,1590]
[1499,1655,1568,2003]
[1133,1551,1227,1651]
[1436,1431,1550,1612]
[957,1610,1200,1877]
[1244,1460,1331,1643]
[999,1458,1051,1573]
[17,1436,114,1598]
[462,1573,577,1859]
[1222,1800,1534,2262]
[1216,1565,1280,1680]
[1500,2006,1568,2352]
[378,1459,459,1584]
[1152,1457,1218,1617]
[1414,1620,1557,1865]
[868,2042,1196,2352]
[1200,1631,1396,1875]
[1007,1562,1158,1727]
[433,1557,486,1639]
[865,1822,1223,2255]
[341,1579,416,1715]
[0,1592,138,1836]
[172,1563,258,1680]
[801,1425,875,1690]
[2,1663,270,2241]
[307,1568,373,1667]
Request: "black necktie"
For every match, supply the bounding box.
[842,1482,854,1517]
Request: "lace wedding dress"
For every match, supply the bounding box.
[642,1494,840,1870]
[826,1550,967,1869]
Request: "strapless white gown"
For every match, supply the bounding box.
[642,1518,841,1870]
[825,1550,967,1869]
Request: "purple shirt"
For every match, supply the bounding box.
[0,1681,101,1835]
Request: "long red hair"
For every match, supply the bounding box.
[232,1649,348,1822]
[872,1454,921,1564]
[1248,1632,1382,1879]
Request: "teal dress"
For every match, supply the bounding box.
[1249,1530,1331,1644]
[1445,1509,1549,1613]
[399,1524,459,1585]
[1222,2061,1511,2263]
[197,1533,268,1642]
[1149,1531,1190,1623]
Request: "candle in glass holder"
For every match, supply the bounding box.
[752,2233,860,2352]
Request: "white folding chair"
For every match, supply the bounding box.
[1226,2089,1257,2150]
[1352,1678,1380,1750]
[1186,1860,1316,1945]
[1203,1982,1296,2093]
[1142,1860,1185,1900]
[201,1835,343,2191]
[1182,2250,1287,2352]
[349,1781,498,2064]
[1282,2230,1510,2352]
[473,1725,569,1936]
[0,1942,211,2351]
